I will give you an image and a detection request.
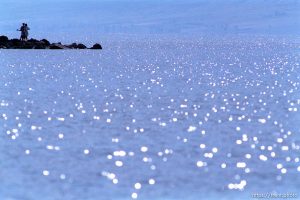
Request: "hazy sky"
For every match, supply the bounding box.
[0,0,299,41]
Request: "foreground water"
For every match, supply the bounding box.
[0,37,300,200]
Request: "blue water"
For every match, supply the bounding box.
[0,37,300,200]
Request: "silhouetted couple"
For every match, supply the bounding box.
[18,23,30,41]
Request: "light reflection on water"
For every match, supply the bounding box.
[0,37,300,200]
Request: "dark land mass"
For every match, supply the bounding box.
[0,35,102,49]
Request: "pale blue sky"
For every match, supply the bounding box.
[0,0,299,41]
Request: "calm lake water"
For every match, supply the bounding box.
[0,37,300,200]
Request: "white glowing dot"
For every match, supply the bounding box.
[58,133,64,139]
[150,165,156,170]
[196,161,204,167]
[115,161,123,167]
[236,140,242,145]
[131,192,138,199]
[165,149,171,154]
[57,117,65,121]
[258,118,266,124]
[236,127,241,131]
[245,168,250,173]
[43,170,50,176]
[242,134,248,141]
[212,147,218,153]
[277,138,283,143]
[60,174,66,180]
[25,149,30,154]
[47,145,54,150]
[297,166,300,172]
[199,144,206,149]
[281,168,287,174]
[140,146,148,152]
[277,164,283,169]
[107,173,116,180]
[241,180,247,187]
[113,178,118,184]
[84,149,90,154]
[281,146,289,151]
[237,162,246,168]
[245,154,251,159]
[187,126,197,132]
[271,152,276,157]
[106,119,111,123]
[160,122,166,126]
[267,146,273,151]
[149,179,155,185]
[228,183,234,190]
[134,182,142,190]
[259,154,268,161]
[221,163,227,168]
[204,153,213,158]
[114,150,126,157]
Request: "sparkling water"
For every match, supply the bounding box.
[0,37,300,200]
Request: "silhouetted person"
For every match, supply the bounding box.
[24,24,30,41]
[17,23,30,41]
[17,23,26,41]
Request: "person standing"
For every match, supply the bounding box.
[24,23,30,41]
[17,23,26,41]
[17,23,30,41]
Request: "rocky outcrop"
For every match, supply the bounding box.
[91,43,102,49]
[0,35,102,49]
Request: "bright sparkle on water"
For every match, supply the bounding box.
[0,37,300,200]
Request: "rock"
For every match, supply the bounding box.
[8,39,22,48]
[67,43,86,49]
[40,39,50,46]
[49,43,69,49]
[90,43,102,49]
[28,38,40,43]
[0,35,9,42]
[0,35,102,49]
[21,42,35,49]
[0,36,9,46]
[33,42,47,49]
[67,43,78,49]
[26,39,46,49]
[77,43,87,49]
[34,45,46,49]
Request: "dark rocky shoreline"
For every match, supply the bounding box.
[0,35,102,49]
